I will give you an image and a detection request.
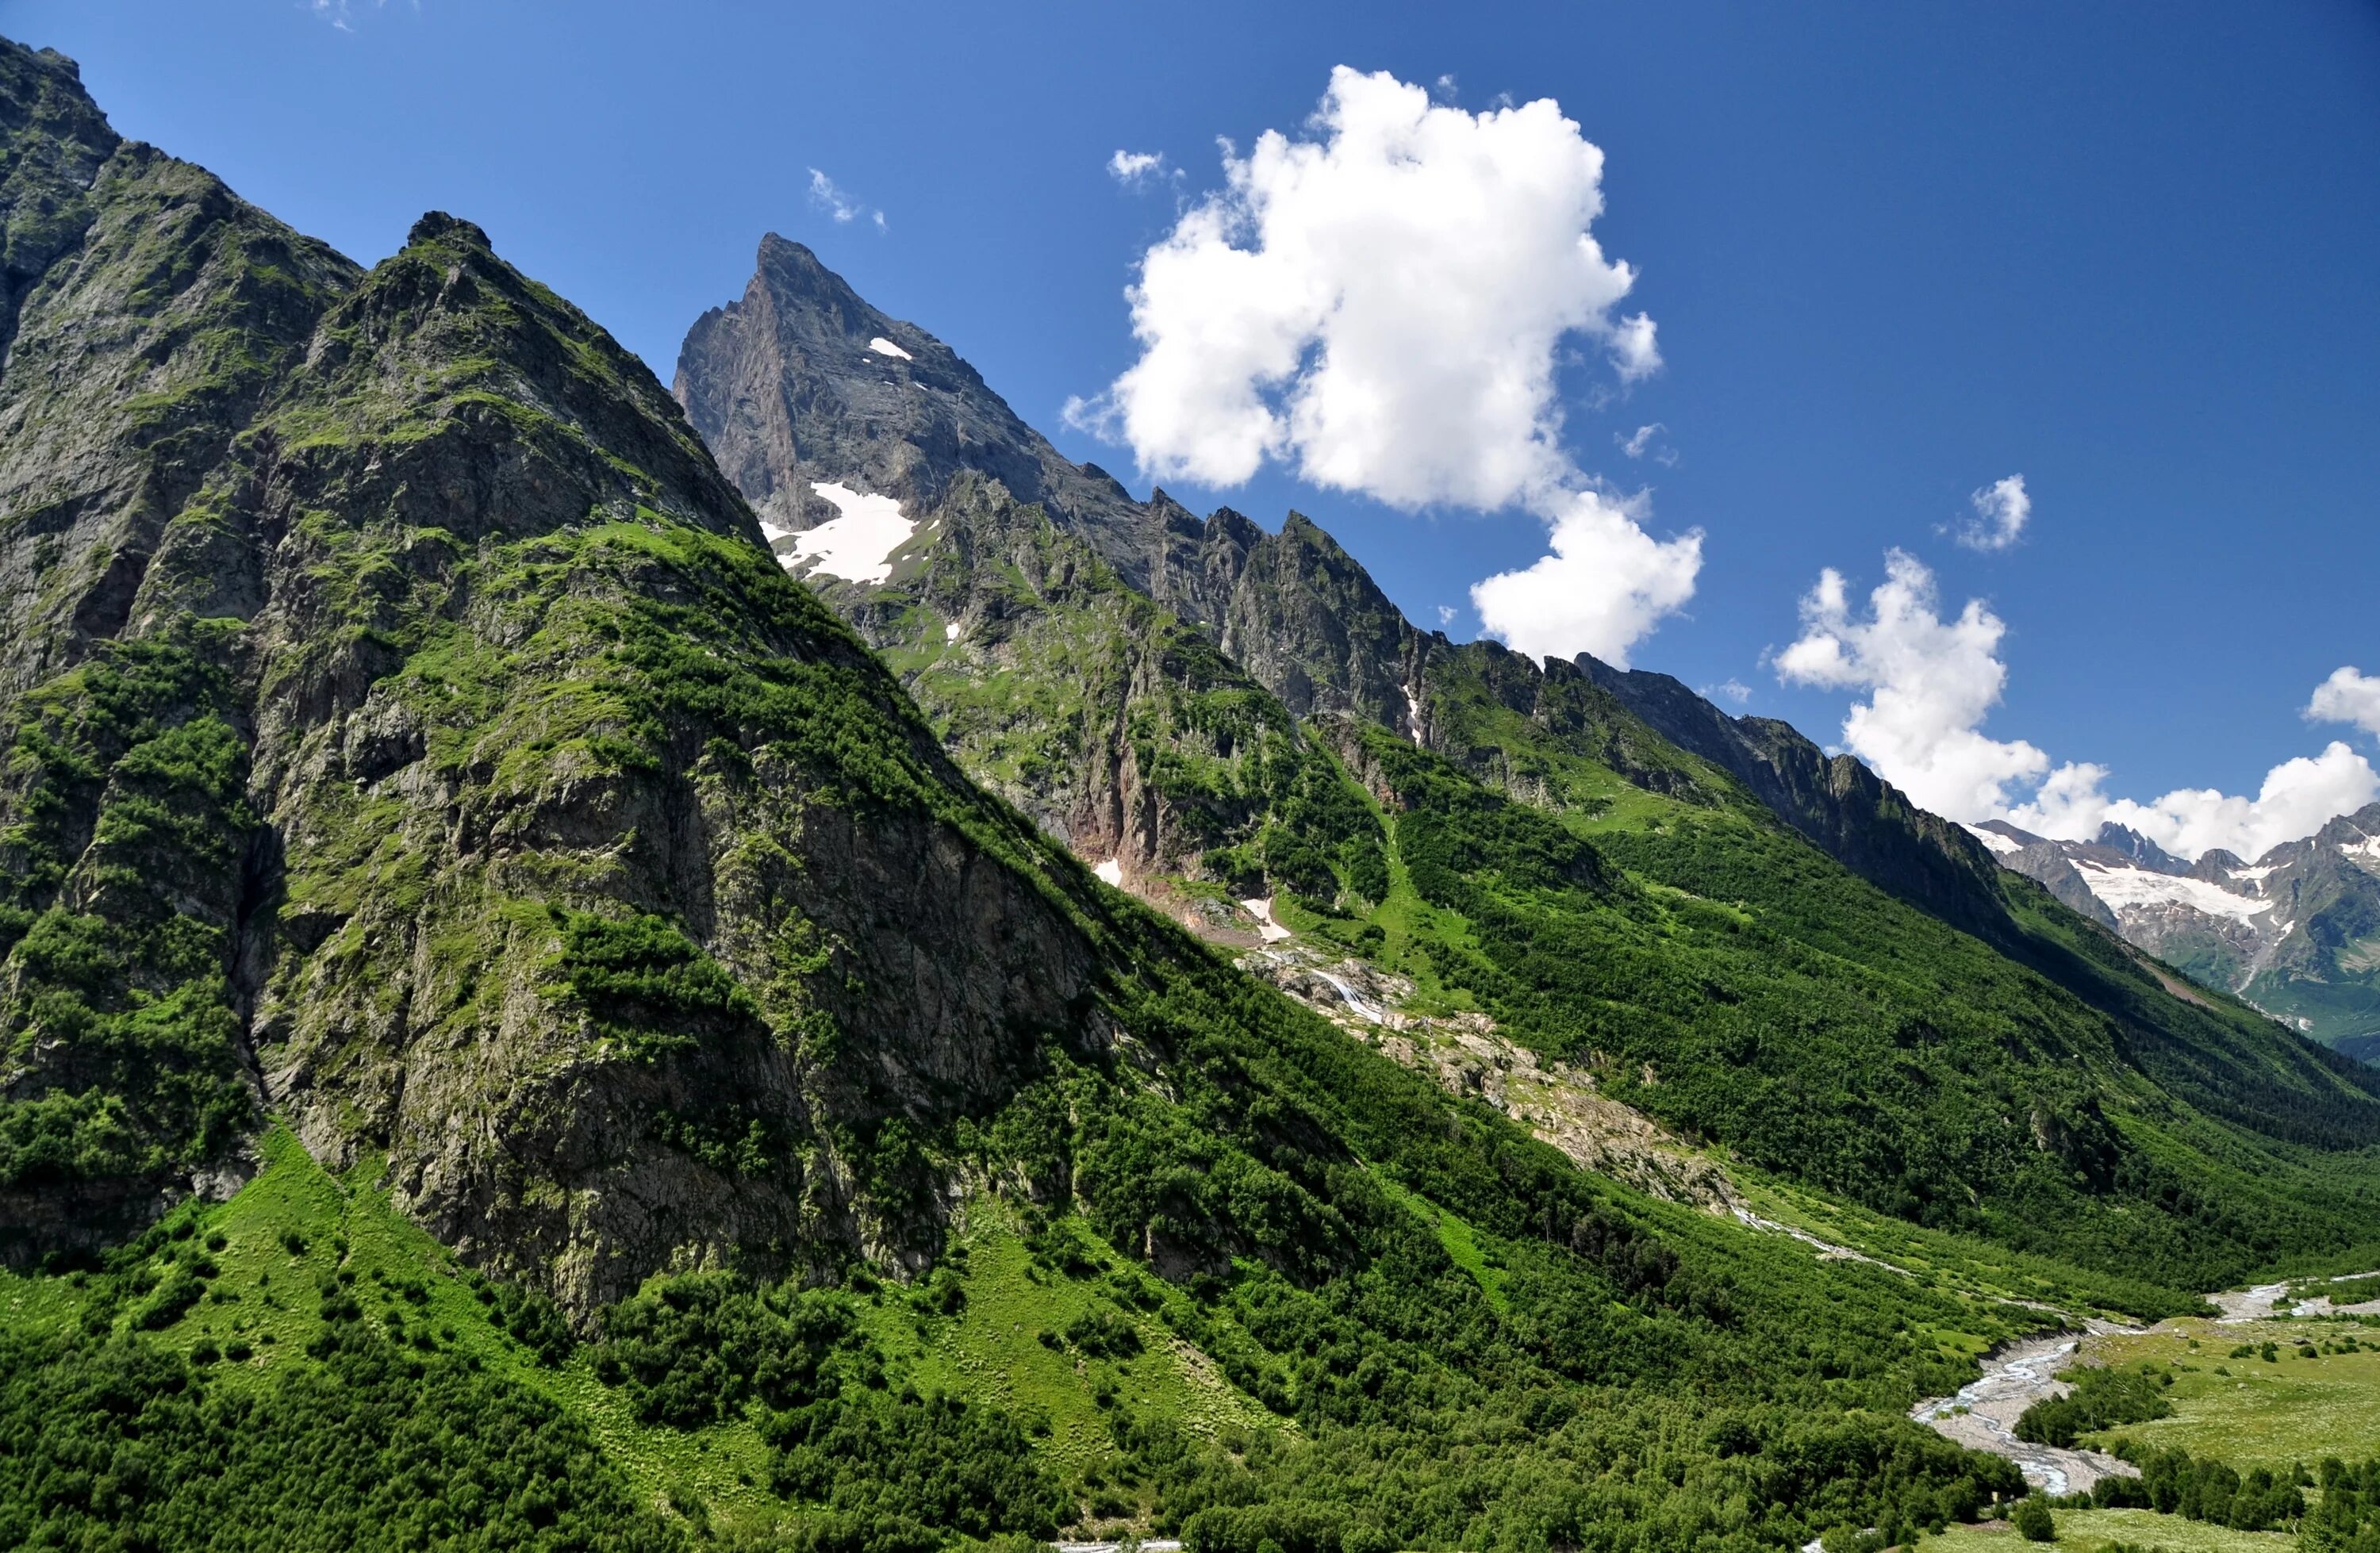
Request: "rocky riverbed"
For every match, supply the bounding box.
[1911,1333,2137,1494]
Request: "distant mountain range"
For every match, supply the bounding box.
[1971,808,2380,1056]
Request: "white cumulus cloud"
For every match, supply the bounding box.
[1073,67,1696,667]
[1075,65,1657,509]
[1775,550,2051,819]
[1952,474,2030,552]
[1778,552,2380,858]
[2309,666,2380,740]
[1608,313,1661,382]
[1469,490,1702,669]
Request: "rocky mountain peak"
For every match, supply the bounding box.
[674,235,1165,584]
[0,49,1140,1306]
[0,41,124,370]
[2096,823,2186,872]
[406,209,491,249]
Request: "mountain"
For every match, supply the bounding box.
[13,36,2380,1549]
[674,236,2380,1299]
[0,37,2123,1551]
[676,233,1186,592]
[1973,807,2380,1053]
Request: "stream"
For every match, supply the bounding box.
[1910,1333,2136,1494]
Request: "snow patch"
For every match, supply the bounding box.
[1238,897,1293,943]
[2343,834,2380,863]
[1093,858,1123,887]
[867,336,913,361]
[758,519,794,544]
[944,620,962,643]
[2073,861,2274,925]
[785,483,916,585]
[2228,865,2278,883]
[1401,686,1425,747]
[1964,824,2022,857]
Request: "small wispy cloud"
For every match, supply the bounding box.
[1616,423,1679,467]
[1948,473,2029,551]
[1107,150,1180,190]
[306,0,407,32]
[808,169,886,232]
[1704,678,1752,706]
[1437,604,1458,627]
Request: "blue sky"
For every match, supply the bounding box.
[13,1,2380,853]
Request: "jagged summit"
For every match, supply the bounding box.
[407,209,491,248]
[670,234,2374,1021]
[672,220,2380,1309]
[675,232,1178,585]
[1579,657,2016,938]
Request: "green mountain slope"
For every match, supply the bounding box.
[0,37,2098,1551]
[673,236,2380,1298]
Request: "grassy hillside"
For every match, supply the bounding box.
[1268,719,2380,1293]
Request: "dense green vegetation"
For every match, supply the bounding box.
[2088,1445,2305,1533]
[0,635,258,1207]
[2017,1365,2176,1447]
[2303,1457,2380,1553]
[1295,720,2380,1293]
[0,1176,684,1552]
[0,1321,676,1551]
[1,1099,2051,1553]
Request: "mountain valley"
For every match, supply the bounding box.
[7,34,2380,1553]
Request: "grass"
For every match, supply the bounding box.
[871,1214,1278,1482]
[1372,1175,1508,1313]
[846,1207,1280,1532]
[0,1125,786,1536]
[1729,1170,2205,1325]
[1925,1507,2296,1553]
[2078,1317,2380,1471]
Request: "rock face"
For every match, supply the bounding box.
[1578,660,2017,941]
[1975,806,2380,1052]
[0,45,1161,1307]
